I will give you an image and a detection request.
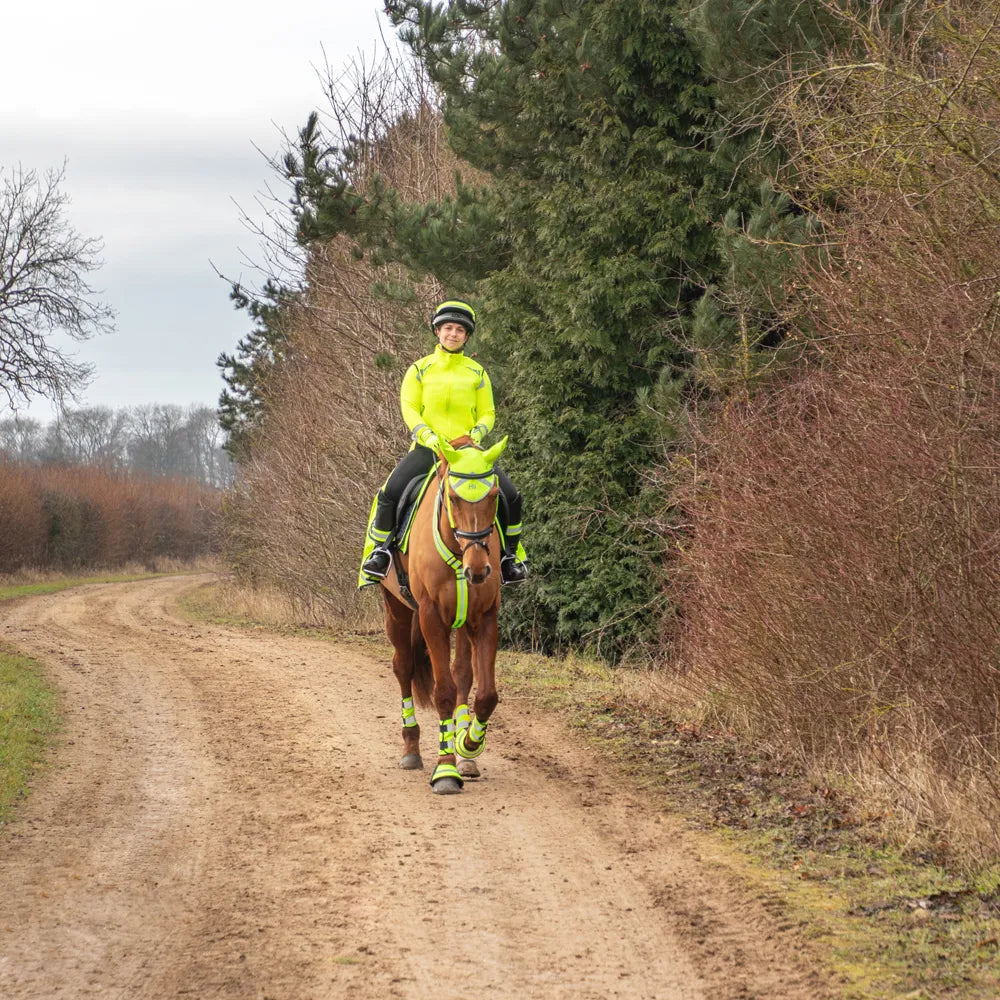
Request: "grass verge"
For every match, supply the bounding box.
[0,644,58,826]
[181,580,1000,1000]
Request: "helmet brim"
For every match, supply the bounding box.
[432,311,475,334]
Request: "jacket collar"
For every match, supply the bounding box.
[434,343,466,363]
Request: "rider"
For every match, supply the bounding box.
[359,299,527,585]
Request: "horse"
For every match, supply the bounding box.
[379,436,508,794]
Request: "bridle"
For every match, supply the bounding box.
[431,454,504,630]
[438,468,497,557]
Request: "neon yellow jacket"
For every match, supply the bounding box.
[400,345,495,448]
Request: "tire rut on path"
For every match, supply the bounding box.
[0,576,833,999]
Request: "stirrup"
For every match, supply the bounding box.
[500,554,527,584]
[362,545,392,579]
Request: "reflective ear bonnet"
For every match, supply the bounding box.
[440,467,498,550]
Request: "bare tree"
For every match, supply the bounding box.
[50,406,130,467]
[0,415,43,461]
[0,163,114,405]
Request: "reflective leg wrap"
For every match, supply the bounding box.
[437,717,455,757]
[455,716,488,760]
[401,697,417,729]
[455,703,471,733]
[430,717,463,786]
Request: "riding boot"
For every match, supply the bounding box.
[361,494,397,579]
[500,524,528,585]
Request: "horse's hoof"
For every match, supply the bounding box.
[399,753,423,770]
[457,758,480,779]
[431,777,463,795]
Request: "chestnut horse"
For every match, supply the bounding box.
[379,437,508,794]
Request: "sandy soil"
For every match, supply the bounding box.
[0,575,834,999]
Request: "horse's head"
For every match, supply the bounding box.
[437,436,508,585]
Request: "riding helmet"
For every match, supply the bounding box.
[431,300,476,336]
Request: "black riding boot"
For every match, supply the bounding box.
[500,535,527,584]
[362,494,397,579]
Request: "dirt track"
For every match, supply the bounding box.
[0,576,833,999]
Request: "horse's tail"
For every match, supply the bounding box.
[409,608,435,710]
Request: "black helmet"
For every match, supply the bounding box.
[431,300,476,336]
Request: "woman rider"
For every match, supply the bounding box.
[359,299,527,585]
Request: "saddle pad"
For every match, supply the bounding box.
[396,468,437,555]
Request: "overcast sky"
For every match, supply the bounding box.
[1,1,399,419]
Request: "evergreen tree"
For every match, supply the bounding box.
[216,279,297,459]
[383,0,740,654]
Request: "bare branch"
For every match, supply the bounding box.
[0,163,114,407]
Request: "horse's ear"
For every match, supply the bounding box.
[438,440,461,465]
[481,435,508,467]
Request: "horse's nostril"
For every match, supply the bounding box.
[463,565,492,585]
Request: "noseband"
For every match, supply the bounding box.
[453,521,494,554]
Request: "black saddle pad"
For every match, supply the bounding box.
[395,471,435,548]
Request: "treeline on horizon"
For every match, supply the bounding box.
[0,403,235,489]
[219,1,1000,858]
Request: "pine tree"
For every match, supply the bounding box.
[216,280,297,459]
[378,0,738,654]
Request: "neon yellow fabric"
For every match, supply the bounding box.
[400,345,495,448]
[357,493,382,589]
[430,762,463,787]
[432,490,469,629]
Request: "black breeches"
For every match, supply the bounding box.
[379,446,522,525]
[496,467,522,526]
[379,446,437,503]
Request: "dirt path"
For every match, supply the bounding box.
[0,576,832,1000]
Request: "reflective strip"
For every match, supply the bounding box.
[470,717,488,743]
[506,522,523,536]
[438,718,455,756]
[456,725,487,760]
[369,526,391,542]
[401,698,417,728]
[455,703,471,731]
[430,761,463,787]
[411,422,429,442]
[432,490,468,629]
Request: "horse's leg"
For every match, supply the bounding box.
[421,608,463,794]
[384,592,422,770]
[452,628,479,779]
[456,607,499,762]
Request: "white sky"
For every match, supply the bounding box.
[1,1,399,419]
